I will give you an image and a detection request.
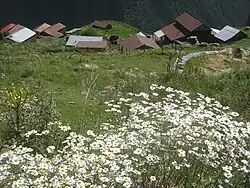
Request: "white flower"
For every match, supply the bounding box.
[58,126,71,132]
[177,149,186,158]
[87,130,96,137]
[150,176,156,182]
[133,148,143,156]
[46,146,55,154]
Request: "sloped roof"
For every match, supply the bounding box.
[154,30,165,38]
[34,23,51,33]
[76,40,108,49]
[44,29,64,37]
[91,20,110,29]
[44,23,66,36]
[49,23,66,31]
[66,35,103,46]
[136,32,146,37]
[0,23,16,33]
[8,25,25,35]
[120,35,160,51]
[175,12,202,32]
[161,23,185,41]
[211,28,220,35]
[6,27,36,43]
[214,25,241,41]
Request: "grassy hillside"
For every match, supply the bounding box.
[0,36,250,131]
[1,29,250,187]
[76,20,139,38]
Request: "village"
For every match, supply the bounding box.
[0,12,249,53]
[1,10,250,188]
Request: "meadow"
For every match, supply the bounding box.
[0,26,250,187]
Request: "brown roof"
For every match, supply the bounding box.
[175,12,202,32]
[120,35,160,51]
[91,20,109,29]
[76,40,108,49]
[161,23,185,41]
[8,24,25,35]
[34,23,51,33]
[43,23,65,37]
[43,29,64,37]
[45,23,66,33]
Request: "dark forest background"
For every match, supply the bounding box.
[0,0,250,32]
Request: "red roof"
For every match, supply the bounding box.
[0,23,16,33]
[8,25,25,35]
[161,23,185,41]
[175,12,202,32]
[120,35,160,51]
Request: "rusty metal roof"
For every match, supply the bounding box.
[8,25,25,35]
[161,23,185,41]
[0,23,16,33]
[175,12,202,32]
[34,23,51,33]
[120,35,160,51]
[44,29,64,37]
[76,40,108,49]
[43,23,65,37]
[91,20,109,29]
[45,23,66,34]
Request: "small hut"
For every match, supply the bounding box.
[91,20,112,30]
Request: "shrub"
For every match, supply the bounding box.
[79,27,98,36]
[0,85,68,154]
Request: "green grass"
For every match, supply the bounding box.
[0,35,250,132]
[75,20,139,38]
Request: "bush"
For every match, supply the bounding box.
[0,85,69,154]
[79,27,98,36]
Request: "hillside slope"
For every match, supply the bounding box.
[0,0,250,32]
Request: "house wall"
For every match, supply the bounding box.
[76,47,107,53]
[175,22,216,43]
[23,34,37,42]
[59,28,66,34]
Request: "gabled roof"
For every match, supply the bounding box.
[175,12,202,32]
[66,35,103,46]
[120,35,160,51]
[49,23,66,32]
[76,40,108,49]
[91,20,110,29]
[34,23,51,33]
[44,29,64,37]
[8,24,25,35]
[214,25,241,42]
[161,23,185,41]
[6,27,36,43]
[0,23,16,33]
[154,30,165,38]
[44,23,66,36]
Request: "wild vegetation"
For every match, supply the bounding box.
[0,26,250,187]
